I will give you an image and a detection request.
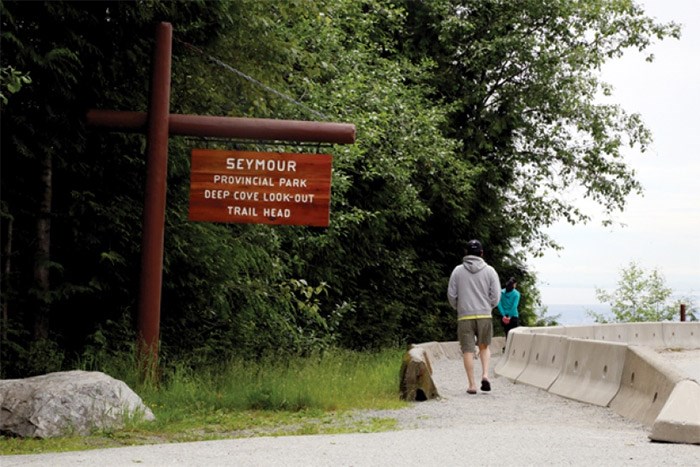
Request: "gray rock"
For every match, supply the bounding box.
[0,370,155,438]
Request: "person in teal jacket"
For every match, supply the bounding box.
[497,277,520,341]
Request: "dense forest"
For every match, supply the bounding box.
[0,0,678,377]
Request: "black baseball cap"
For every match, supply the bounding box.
[466,239,482,255]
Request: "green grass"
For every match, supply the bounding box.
[0,348,408,455]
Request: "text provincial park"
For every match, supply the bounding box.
[188,149,333,226]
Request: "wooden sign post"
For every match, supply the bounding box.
[86,22,355,375]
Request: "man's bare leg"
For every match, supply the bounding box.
[463,352,477,392]
[479,344,491,387]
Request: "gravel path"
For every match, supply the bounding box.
[4,354,699,466]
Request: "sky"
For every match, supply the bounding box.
[527,0,700,306]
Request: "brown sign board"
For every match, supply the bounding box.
[188,149,333,226]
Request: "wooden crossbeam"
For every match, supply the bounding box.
[87,110,356,144]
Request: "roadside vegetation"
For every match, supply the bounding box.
[1,1,681,381]
[589,262,698,323]
[0,348,406,455]
[0,0,684,455]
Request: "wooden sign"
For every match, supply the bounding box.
[188,149,332,226]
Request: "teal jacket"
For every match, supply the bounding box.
[497,289,520,318]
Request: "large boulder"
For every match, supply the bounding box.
[399,345,439,401]
[0,370,155,438]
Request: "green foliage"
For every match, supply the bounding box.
[78,315,137,373]
[589,261,678,323]
[269,0,477,348]
[0,65,31,104]
[399,0,680,254]
[0,348,405,455]
[0,0,680,375]
[148,348,405,414]
[25,339,63,374]
[531,306,562,327]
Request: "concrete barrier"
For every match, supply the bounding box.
[650,379,700,444]
[438,341,462,360]
[527,326,565,335]
[419,338,506,363]
[593,324,629,343]
[661,322,700,349]
[494,330,533,382]
[609,346,685,426]
[416,341,448,361]
[408,321,699,444]
[490,336,506,356]
[548,339,627,406]
[515,333,568,390]
[625,322,666,348]
[561,325,595,340]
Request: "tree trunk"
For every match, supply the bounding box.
[33,152,52,340]
[2,216,12,344]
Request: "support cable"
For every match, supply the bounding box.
[176,39,330,122]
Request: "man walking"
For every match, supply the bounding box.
[447,239,501,394]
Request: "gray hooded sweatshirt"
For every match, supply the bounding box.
[447,255,501,319]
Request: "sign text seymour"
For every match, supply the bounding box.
[189,149,332,226]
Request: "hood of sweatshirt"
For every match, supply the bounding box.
[462,255,487,273]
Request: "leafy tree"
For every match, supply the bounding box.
[274,0,680,341]
[0,0,290,374]
[270,0,468,347]
[398,0,680,257]
[589,262,679,323]
[0,0,683,376]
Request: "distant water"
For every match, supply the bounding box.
[542,302,697,325]
[541,304,612,325]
